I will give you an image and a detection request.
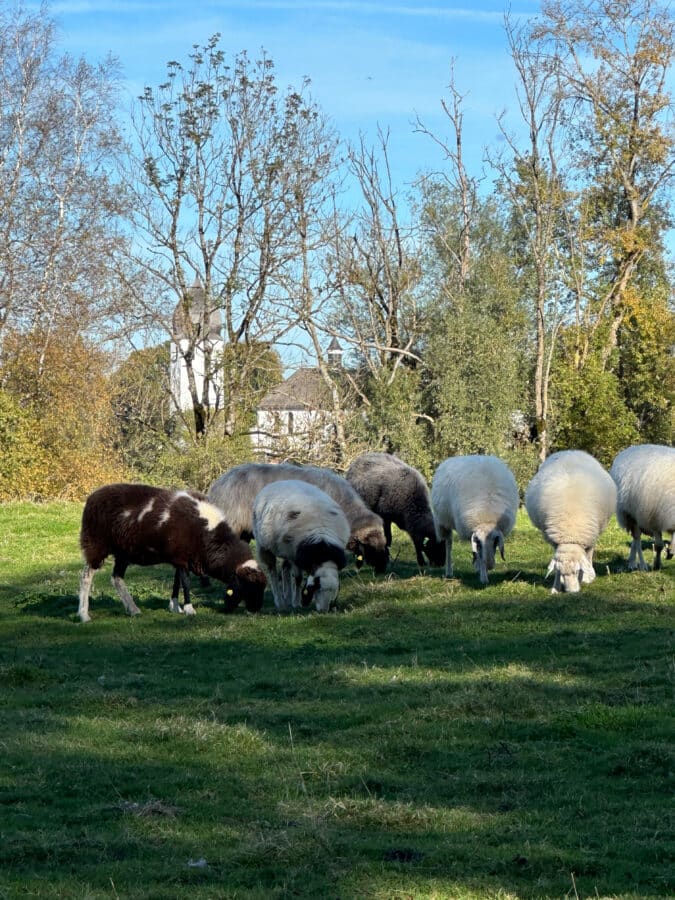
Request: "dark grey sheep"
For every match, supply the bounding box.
[345,452,445,568]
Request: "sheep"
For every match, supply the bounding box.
[208,462,389,573]
[78,483,267,622]
[431,454,519,584]
[524,450,617,593]
[609,443,675,571]
[345,452,445,568]
[252,480,350,612]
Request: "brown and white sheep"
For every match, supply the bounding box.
[77,483,266,622]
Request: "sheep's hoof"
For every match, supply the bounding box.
[79,614,91,624]
[183,603,196,615]
[169,600,184,614]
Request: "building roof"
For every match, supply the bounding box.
[172,279,222,341]
[257,367,332,411]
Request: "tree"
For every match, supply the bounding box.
[420,186,528,461]
[317,129,430,464]
[489,15,568,461]
[0,2,126,357]
[414,71,528,464]
[123,37,337,442]
[111,344,175,475]
[534,0,675,370]
[0,328,126,498]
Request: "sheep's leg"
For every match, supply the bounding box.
[259,549,285,611]
[78,564,96,623]
[666,532,674,560]
[111,558,141,617]
[169,569,183,614]
[627,521,648,570]
[383,519,393,548]
[169,567,195,615]
[653,533,664,571]
[444,532,453,579]
[289,563,304,609]
[413,538,426,569]
[281,560,298,610]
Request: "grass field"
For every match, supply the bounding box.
[0,501,673,899]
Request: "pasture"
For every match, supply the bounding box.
[0,501,673,899]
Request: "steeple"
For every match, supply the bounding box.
[326,337,344,369]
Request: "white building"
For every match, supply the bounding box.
[169,280,224,413]
[252,339,346,461]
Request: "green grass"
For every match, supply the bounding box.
[0,501,673,899]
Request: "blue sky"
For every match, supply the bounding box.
[51,1,542,197]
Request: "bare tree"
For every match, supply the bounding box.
[122,37,337,440]
[322,129,424,383]
[414,61,480,300]
[488,15,568,460]
[0,3,126,372]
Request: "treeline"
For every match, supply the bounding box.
[0,0,673,500]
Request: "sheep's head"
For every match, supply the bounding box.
[349,529,389,574]
[306,562,341,612]
[470,527,505,585]
[423,535,446,568]
[223,559,267,612]
[546,543,595,593]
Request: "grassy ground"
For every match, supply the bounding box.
[0,501,673,899]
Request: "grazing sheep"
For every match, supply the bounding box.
[431,454,519,584]
[78,483,267,622]
[609,443,675,571]
[346,452,445,568]
[252,480,350,612]
[208,462,389,573]
[524,450,616,593]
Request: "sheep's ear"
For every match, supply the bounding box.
[495,533,505,560]
[546,558,556,579]
[471,534,482,555]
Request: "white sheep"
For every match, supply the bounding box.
[431,455,519,584]
[524,450,617,593]
[208,462,389,573]
[609,443,675,571]
[252,480,350,612]
[346,452,446,568]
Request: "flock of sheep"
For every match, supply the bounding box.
[77,443,675,622]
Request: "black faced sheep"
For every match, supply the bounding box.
[208,462,389,573]
[78,483,267,622]
[345,452,445,568]
[431,454,519,584]
[609,443,675,571]
[524,450,617,593]
[252,480,350,612]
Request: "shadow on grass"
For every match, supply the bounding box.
[2,545,673,897]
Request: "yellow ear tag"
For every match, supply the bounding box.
[226,588,234,596]
[356,555,363,562]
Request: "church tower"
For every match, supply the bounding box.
[169,279,224,412]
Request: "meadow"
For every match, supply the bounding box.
[0,501,673,899]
